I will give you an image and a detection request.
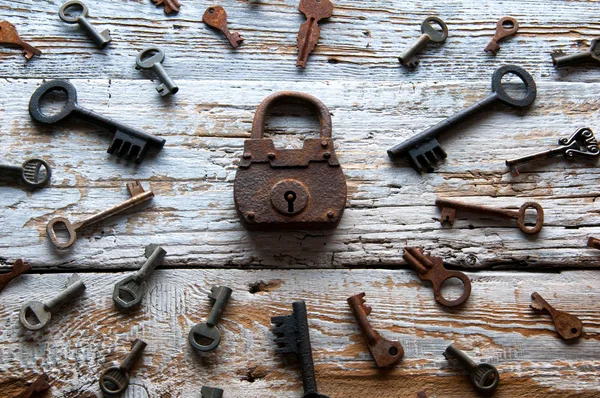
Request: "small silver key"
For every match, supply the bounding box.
[0,158,51,188]
[398,17,448,68]
[552,38,600,68]
[136,47,179,96]
[113,244,166,310]
[20,274,86,330]
[443,344,500,393]
[189,286,232,352]
[99,339,147,396]
[59,0,111,49]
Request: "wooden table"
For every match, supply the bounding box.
[1,1,599,397]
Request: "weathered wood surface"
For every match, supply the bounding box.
[1,269,599,397]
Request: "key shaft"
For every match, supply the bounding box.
[552,38,600,68]
[206,286,233,327]
[44,274,86,312]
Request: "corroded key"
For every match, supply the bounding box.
[588,237,600,249]
[201,386,224,398]
[113,245,166,310]
[14,373,51,398]
[203,6,244,49]
[552,38,600,68]
[59,0,111,49]
[296,0,334,68]
[152,0,181,14]
[99,339,147,396]
[484,16,519,55]
[46,181,154,249]
[0,259,31,294]
[443,344,500,393]
[0,21,41,60]
[136,47,179,96]
[0,158,51,188]
[347,292,404,367]
[506,127,599,176]
[19,274,86,330]
[436,197,544,235]
[189,286,233,352]
[398,17,448,68]
[531,292,582,340]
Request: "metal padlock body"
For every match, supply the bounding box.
[234,92,347,230]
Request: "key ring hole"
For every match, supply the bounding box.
[571,327,578,334]
[502,20,515,29]
[388,346,399,356]
[38,89,69,118]
[500,71,528,100]
[59,1,89,23]
[439,276,465,301]
[208,7,215,13]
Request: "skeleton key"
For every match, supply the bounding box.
[113,245,166,311]
[14,373,51,398]
[0,21,41,60]
[484,16,519,55]
[296,0,334,68]
[201,386,224,398]
[99,339,147,396]
[136,47,179,96]
[398,17,448,68]
[0,259,31,294]
[530,292,582,340]
[152,0,181,14]
[203,6,244,49]
[0,158,51,188]
[59,1,111,49]
[46,181,154,249]
[436,197,544,235]
[506,127,599,176]
[271,301,329,398]
[189,286,233,352]
[443,344,500,393]
[403,248,471,307]
[347,293,404,367]
[29,80,166,163]
[388,65,537,172]
[19,274,86,330]
[552,38,600,68]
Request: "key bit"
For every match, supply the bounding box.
[203,6,243,49]
[99,339,147,396]
[399,17,448,68]
[20,274,86,330]
[152,0,181,14]
[136,47,179,96]
[201,386,224,398]
[347,292,404,367]
[403,248,471,307]
[59,1,111,49]
[189,286,233,352]
[484,16,519,55]
[296,0,334,68]
[0,259,31,294]
[506,127,599,176]
[443,344,500,393]
[13,373,51,398]
[0,21,41,60]
[530,292,582,340]
[552,38,600,68]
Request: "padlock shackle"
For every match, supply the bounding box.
[251,91,333,140]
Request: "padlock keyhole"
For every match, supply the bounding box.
[285,191,297,213]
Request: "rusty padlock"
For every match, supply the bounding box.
[234,92,347,230]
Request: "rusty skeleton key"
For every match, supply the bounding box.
[13,373,51,398]
[484,16,519,55]
[0,21,41,60]
[296,0,333,68]
[531,292,582,340]
[0,259,31,294]
[347,293,404,367]
[203,6,243,48]
[152,0,181,14]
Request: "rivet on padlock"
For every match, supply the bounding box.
[233,92,347,231]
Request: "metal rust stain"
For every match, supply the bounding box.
[152,0,181,14]
[0,21,41,60]
[530,292,583,340]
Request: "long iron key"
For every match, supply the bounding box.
[99,339,147,396]
[531,292,582,340]
[552,38,600,68]
[189,286,233,352]
[136,47,179,96]
[20,274,86,330]
[59,1,111,49]
[484,17,519,55]
[29,80,166,163]
[46,181,154,249]
[0,259,31,294]
[436,197,544,235]
[0,21,42,60]
[296,0,334,68]
[443,344,500,393]
[113,245,166,310]
[387,65,537,172]
[271,301,329,398]
[347,293,404,367]
[201,386,224,398]
[0,158,51,188]
[152,0,181,14]
[14,373,51,398]
[506,127,599,176]
[398,17,448,68]
[203,6,244,49]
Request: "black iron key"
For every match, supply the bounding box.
[0,158,51,188]
[201,386,224,398]
[552,38,600,68]
[29,80,165,164]
[99,339,146,396]
[387,65,537,172]
[271,301,329,398]
[443,344,500,393]
[189,286,233,352]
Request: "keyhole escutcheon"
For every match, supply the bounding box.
[285,191,297,213]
